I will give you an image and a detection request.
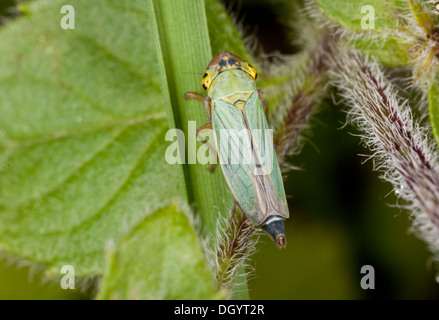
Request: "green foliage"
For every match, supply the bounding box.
[0,0,180,278]
[0,0,255,299]
[2,0,439,300]
[349,36,411,67]
[316,0,412,67]
[97,202,217,299]
[429,77,439,145]
[315,0,439,149]
[408,0,436,33]
[315,0,409,32]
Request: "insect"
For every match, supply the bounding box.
[185,51,289,249]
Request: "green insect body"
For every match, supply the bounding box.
[186,52,289,249]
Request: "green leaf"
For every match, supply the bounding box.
[97,202,218,299]
[316,0,409,32]
[350,36,412,66]
[429,76,439,146]
[408,0,436,33]
[0,0,179,277]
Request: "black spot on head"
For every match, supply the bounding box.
[227,57,237,66]
[219,59,228,68]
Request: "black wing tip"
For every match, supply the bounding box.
[261,218,287,249]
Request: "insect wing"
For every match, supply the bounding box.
[212,91,289,225]
[212,99,257,221]
[243,92,289,220]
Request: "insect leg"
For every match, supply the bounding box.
[184,91,205,101]
[184,91,212,118]
[196,122,212,143]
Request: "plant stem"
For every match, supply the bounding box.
[329,47,439,261]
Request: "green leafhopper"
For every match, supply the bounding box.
[185,52,289,249]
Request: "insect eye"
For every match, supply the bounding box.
[202,74,209,90]
[248,64,257,80]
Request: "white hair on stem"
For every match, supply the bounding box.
[328,46,439,264]
[202,205,261,297]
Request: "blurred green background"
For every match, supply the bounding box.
[0,0,438,299]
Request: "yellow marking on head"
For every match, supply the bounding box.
[202,70,211,90]
[201,51,257,90]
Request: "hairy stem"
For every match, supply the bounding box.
[329,47,439,261]
[215,209,256,292]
